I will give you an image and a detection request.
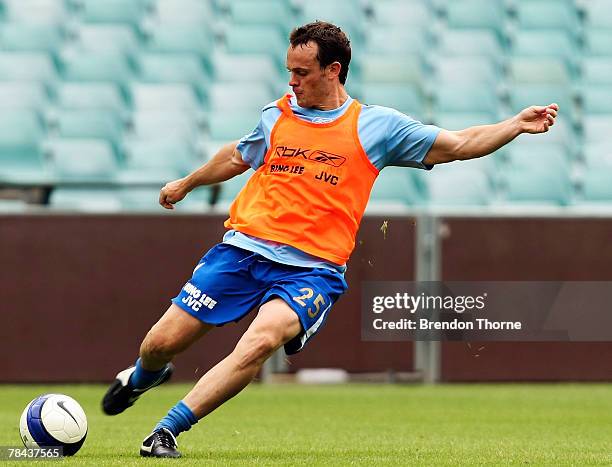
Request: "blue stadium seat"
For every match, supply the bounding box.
[514,0,579,31]
[0,52,57,82]
[298,0,365,30]
[500,168,572,206]
[47,139,118,182]
[359,54,424,84]
[434,57,501,85]
[436,29,503,58]
[211,53,282,88]
[217,169,254,204]
[368,167,423,208]
[580,169,612,202]
[129,83,201,112]
[581,86,612,114]
[364,27,428,56]
[421,166,491,206]
[49,188,123,211]
[3,0,68,24]
[508,85,576,125]
[227,0,295,34]
[207,112,260,141]
[581,58,612,85]
[207,82,274,112]
[0,111,46,179]
[142,25,215,57]
[434,112,497,130]
[0,23,64,52]
[584,29,612,57]
[583,0,612,28]
[370,0,431,27]
[51,110,124,145]
[444,0,505,35]
[149,0,215,25]
[0,83,48,109]
[510,30,578,71]
[224,26,287,60]
[361,84,426,122]
[582,116,612,145]
[505,143,571,177]
[71,24,139,54]
[137,53,210,87]
[129,111,199,140]
[434,85,499,116]
[60,51,134,83]
[582,143,612,169]
[55,83,126,112]
[77,0,147,26]
[508,58,571,84]
[122,138,198,175]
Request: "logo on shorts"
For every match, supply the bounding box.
[181,283,217,312]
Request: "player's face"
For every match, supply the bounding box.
[286,42,329,108]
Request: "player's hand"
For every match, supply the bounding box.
[517,103,559,134]
[159,178,190,209]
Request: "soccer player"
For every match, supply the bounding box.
[102,22,558,458]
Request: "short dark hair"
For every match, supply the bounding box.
[289,21,351,85]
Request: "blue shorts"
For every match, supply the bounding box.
[172,243,348,354]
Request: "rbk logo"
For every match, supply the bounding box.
[274,146,346,167]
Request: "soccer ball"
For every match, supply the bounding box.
[19,394,88,456]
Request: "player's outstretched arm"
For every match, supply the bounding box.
[159,141,249,209]
[423,103,559,165]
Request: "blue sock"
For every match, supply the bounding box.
[128,358,168,390]
[155,400,198,437]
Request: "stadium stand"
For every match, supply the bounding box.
[0,0,608,210]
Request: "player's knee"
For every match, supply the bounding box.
[140,330,177,362]
[235,331,279,370]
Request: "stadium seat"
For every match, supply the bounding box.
[129,111,199,139]
[0,83,48,109]
[227,0,295,34]
[122,138,199,175]
[368,167,423,208]
[370,0,431,27]
[207,112,260,141]
[581,58,612,85]
[582,116,612,145]
[149,0,215,25]
[0,52,57,82]
[582,143,612,168]
[129,83,201,112]
[0,111,46,178]
[584,29,612,57]
[207,82,274,112]
[514,0,579,31]
[508,85,576,125]
[298,0,365,30]
[500,169,572,206]
[0,199,29,212]
[49,188,123,211]
[71,24,139,54]
[505,143,571,176]
[51,110,124,145]
[55,83,126,112]
[359,54,424,84]
[2,0,68,24]
[224,27,287,60]
[433,57,501,85]
[435,29,504,58]
[582,0,612,28]
[510,30,578,70]
[0,23,64,52]
[507,58,571,84]
[143,25,215,57]
[211,53,282,88]
[421,166,491,206]
[444,0,505,35]
[60,51,134,83]
[217,169,254,203]
[361,84,426,122]
[580,169,612,202]
[581,86,612,114]
[433,85,499,115]
[47,139,118,181]
[77,0,147,26]
[364,27,428,56]
[137,53,210,87]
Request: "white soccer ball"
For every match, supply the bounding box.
[19,394,88,456]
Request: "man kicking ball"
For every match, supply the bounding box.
[102,21,559,458]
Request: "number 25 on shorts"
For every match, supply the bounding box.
[292,287,325,318]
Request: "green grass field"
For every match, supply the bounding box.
[1,383,611,465]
